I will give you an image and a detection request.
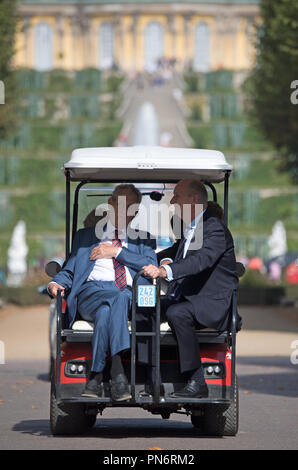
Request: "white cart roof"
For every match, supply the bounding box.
[64,146,233,183]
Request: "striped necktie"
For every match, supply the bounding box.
[112,230,127,290]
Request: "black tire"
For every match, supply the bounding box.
[86,414,97,428]
[202,375,239,437]
[49,356,54,382]
[50,379,93,436]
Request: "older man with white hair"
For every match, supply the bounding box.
[49,184,157,401]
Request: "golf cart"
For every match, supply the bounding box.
[48,146,240,436]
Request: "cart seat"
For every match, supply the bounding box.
[72,319,172,332]
[66,319,230,344]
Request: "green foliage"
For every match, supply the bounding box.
[240,268,271,286]
[47,69,72,92]
[16,68,49,91]
[205,70,234,92]
[184,70,234,94]
[184,72,200,93]
[246,0,298,183]
[189,103,202,121]
[105,72,124,93]
[74,68,102,91]
[187,120,271,152]
[0,237,10,267]
[231,157,291,188]
[184,67,298,255]
[0,286,50,306]
[0,0,18,139]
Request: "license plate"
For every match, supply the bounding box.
[137,285,156,307]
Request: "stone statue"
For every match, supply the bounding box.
[7,220,28,287]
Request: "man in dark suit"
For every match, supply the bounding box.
[142,179,239,398]
[48,184,157,401]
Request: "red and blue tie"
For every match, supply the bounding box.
[112,230,127,290]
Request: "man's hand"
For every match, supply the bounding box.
[90,242,119,261]
[160,259,172,266]
[142,264,167,279]
[48,282,65,298]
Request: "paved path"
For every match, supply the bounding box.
[0,303,297,450]
[119,74,190,148]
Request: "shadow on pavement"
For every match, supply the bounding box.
[238,356,298,398]
[13,420,51,437]
[12,418,222,439]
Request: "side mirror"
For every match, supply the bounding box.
[45,257,64,278]
[236,262,246,278]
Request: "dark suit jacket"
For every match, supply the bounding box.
[53,225,157,326]
[157,208,239,331]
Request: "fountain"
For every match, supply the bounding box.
[133,101,160,146]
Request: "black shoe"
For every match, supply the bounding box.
[110,373,132,402]
[81,380,103,398]
[170,381,208,399]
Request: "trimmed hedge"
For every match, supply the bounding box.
[0,285,50,306]
[238,285,285,305]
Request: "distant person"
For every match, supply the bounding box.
[268,261,282,283]
[83,209,105,228]
[248,256,265,274]
[207,201,224,221]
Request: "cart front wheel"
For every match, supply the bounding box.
[50,380,94,436]
[201,375,239,437]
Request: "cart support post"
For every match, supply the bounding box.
[65,170,71,261]
[130,275,138,403]
[71,180,88,249]
[131,271,161,404]
[223,171,231,227]
[154,278,161,404]
[55,290,63,402]
[230,290,237,401]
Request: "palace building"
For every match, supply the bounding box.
[15,0,260,72]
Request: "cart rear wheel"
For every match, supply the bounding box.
[86,413,97,428]
[202,375,239,437]
[50,379,92,436]
[190,414,203,429]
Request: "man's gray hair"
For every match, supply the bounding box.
[187,179,208,203]
[111,184,142,203]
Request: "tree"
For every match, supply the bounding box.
[248,0,298,183]
[0,0,18,141]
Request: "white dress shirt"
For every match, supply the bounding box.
[87,220,133,286]
[162,210,205,281]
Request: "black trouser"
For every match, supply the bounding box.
[136,297,205,375]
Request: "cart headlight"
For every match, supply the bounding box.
[65,361,89,378]
[203,362,225,379]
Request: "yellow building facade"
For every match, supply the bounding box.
[15,1,260,72]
